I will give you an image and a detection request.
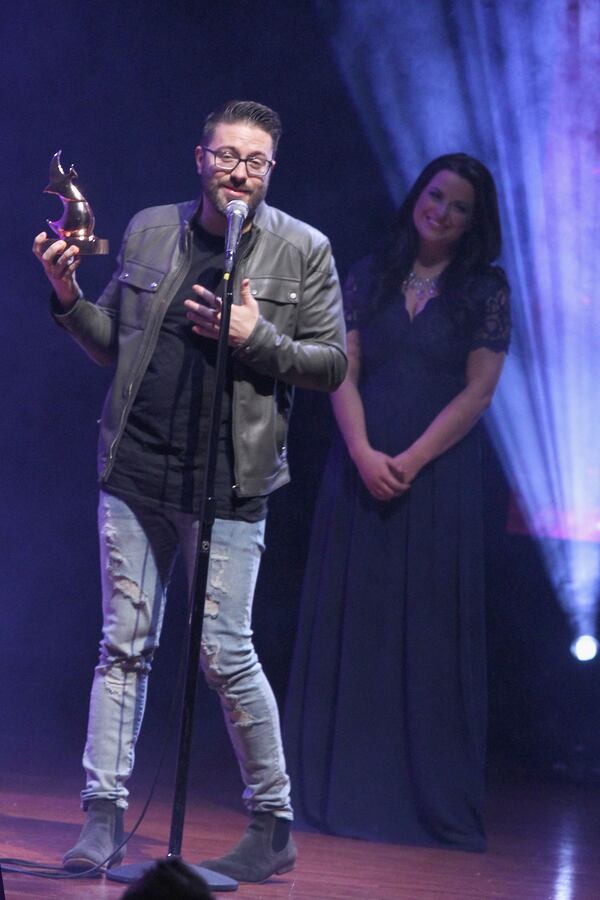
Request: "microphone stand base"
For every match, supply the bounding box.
[106,859,238,892]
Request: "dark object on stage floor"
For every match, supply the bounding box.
[120,857,215,899]
[41,150,109,254]
[0,860,5,900]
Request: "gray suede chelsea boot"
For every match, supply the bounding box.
[62,799,126,873]
[199,812,296,883]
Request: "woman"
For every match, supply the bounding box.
[285,154,510,851]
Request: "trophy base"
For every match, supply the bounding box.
[41,236,109,255]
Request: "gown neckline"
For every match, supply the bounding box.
[401,291,441,324]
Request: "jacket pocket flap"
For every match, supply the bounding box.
[119,259,168,292]
[248,276,300,305]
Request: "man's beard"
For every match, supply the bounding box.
[203,175,267,220]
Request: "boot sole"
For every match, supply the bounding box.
[255,858,296,883]
[63,857,105,876]
[276,861,296,875]
[63,849,126,874]
[202,859,296,884]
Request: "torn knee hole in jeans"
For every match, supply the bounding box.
[210,555,228,589]
[202,638,220,671]
[113,576,149,609]
[99,656,152,678]
[201,643,255,728]
[204,592,219,619]
[223,690,255,727]
[204,549,228,618]
[229,703,255,727]
[102,524,149,609]
[101,521,124,565]
[99,655,151,695]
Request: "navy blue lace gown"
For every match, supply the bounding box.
[285,258,510,851]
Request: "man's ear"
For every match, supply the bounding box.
[194,145,204,175]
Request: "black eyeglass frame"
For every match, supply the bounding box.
[201,146,275,178]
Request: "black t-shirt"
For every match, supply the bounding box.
[105,220,267,522]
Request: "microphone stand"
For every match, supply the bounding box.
[107,243,242,891]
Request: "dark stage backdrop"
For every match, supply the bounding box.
[1,0,597,804]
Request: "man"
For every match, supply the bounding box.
[33,100,346,883]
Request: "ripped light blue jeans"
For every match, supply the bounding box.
[80,490,292,818]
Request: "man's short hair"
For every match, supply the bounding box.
[202,100,283,156]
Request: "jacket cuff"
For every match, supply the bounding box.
[232,316,268,362]
[50,289,83,318]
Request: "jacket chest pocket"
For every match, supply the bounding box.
[118,259,169,330]
[247,276,300,334]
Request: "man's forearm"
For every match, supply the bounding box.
[235,315,347,390]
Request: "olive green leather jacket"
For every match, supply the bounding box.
[54,199,347,497]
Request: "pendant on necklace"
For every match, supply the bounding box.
[402,270,440,302]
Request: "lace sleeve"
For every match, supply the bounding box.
[470,271,511,353]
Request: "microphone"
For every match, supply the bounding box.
[224,199,249,275]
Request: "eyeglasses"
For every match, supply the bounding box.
[202,146,274,178]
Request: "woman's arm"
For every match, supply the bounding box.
[393,346,506,483]
[331,329,408,501]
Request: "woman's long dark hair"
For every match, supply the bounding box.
[372,153,502,309]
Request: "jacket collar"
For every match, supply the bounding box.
[180,197,270,237]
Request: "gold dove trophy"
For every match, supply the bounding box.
[41,150,109,254]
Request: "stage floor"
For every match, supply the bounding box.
[1,771,598,899]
